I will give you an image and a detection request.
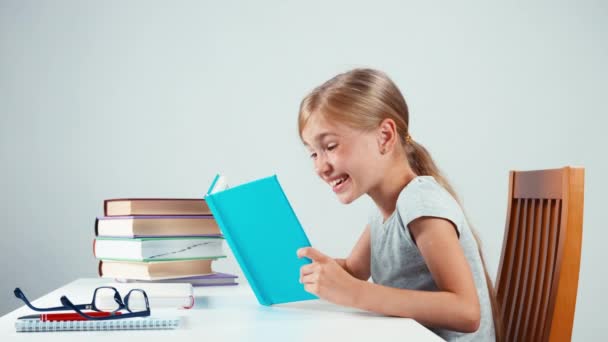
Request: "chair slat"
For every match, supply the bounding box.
[520,198,543,340]
[539,199,561,341]
[506,198,528,341]
[529,198,550,342]
[498,198,521,322]
[513,198,535,341]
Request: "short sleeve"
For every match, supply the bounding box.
[396,177,464,237]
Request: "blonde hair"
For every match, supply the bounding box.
[298,68,503,341]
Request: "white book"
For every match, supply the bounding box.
[94,236,224,261]
[96,283,195,309]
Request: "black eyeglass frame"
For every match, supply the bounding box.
[14,286,151,320]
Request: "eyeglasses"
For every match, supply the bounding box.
[14,286,150,320]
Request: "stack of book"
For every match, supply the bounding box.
[94,198,237,286]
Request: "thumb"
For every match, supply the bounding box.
[297,247,329,262]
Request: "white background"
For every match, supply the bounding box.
[1,1,606,340]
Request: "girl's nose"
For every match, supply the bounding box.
[314,154,331,175]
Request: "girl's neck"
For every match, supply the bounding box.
[369,160,418,221]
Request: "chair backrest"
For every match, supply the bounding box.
[496,167,584,342]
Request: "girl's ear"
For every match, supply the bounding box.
[377,118,397,154]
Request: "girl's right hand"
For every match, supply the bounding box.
[334,258,348,270]
[297,247,363,307]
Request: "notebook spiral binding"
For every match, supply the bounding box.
[15,317,181,332]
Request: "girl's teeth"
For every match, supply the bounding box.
[332,177,345,187]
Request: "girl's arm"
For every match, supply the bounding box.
[334,225,371,281]
[299,217,481,333]
[356,217,481,332]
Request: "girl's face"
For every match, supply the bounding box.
[301,114,384,204]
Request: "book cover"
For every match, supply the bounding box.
[116,272,238,286]
[95,215,221,238]
[98,259,215,280]
[104,198,211,216]
[93,236,225,261]
[205,175,317,305]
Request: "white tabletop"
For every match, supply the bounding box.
[1,278,444,341]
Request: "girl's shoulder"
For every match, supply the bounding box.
[396,176,464,229]
[398,176,452,203]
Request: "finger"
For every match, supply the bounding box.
[300,273,318,284]
[304,283,319,295]
[297,247,329,262]
[300,263,315,277]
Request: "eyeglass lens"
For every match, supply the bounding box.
[93,288,147,313]
[125,289,147,312]
[93,287,122,312]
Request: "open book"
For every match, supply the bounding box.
[205,175,316,305]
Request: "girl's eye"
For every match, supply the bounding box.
[309,152,318,159]
[326,144,337,151]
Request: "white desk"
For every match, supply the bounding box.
[0,278,443,341]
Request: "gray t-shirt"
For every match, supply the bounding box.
[369,176,495,341]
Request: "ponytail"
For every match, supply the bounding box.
[406,140,504,342]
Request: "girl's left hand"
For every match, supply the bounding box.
[297,247,363,307]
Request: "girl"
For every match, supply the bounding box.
[296,68,501,341]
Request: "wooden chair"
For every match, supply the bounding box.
[496,167,584,342]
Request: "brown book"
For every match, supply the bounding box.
[98,259,214,280]
[104,198,211,216]
[95,216,221,237]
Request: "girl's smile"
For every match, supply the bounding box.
[329,174,350,193]
[301,114,382,205]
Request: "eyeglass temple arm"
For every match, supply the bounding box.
[60,296,98,320]
[23,302,72,312]
[61,296,149,320]
[15,288,90,312]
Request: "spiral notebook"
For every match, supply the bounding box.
[15,317,181,332]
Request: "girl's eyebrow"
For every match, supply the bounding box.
[315,132,338,142]
[303,132,338,147]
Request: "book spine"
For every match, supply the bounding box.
[274,175,313,247]
[206,195,269,305]
[99,256,225,262]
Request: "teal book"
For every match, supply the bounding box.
[205,175,317,305]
